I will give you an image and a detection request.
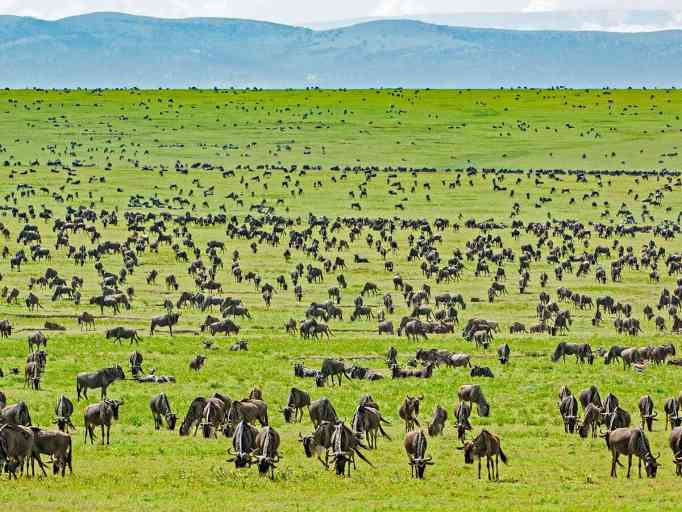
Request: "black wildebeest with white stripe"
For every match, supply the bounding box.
[331,421,373,477]
[54,395,75,432]
[228,420,259,468]
[150,393,177,431]
[150,312,180,336]
[76,365,125,401]
[254,426,281,478]
[84,399,123,445]
[559,395,579,434]
[458,429,508,480]
[404,430,433,479]
[282,387,310,423]
[638,395,658,432]
[603,427,660,478]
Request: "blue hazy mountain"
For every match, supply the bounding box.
[1,12,682,88]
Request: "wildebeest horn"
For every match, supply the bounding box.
[652,411,658,418]
[298,433,304,442]
[456,446,464,450]
[227,448,233,454]
[654,452,661,459]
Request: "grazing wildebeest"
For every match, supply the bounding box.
[603,427,660,478]
[150,393,177,431]
[227,420,259,468]
[551,342,593,364]
[0,400,32,426]
[282,387,311,423]
[200,397,228,438]
[579,385,602,409]
[459,429,508,480]
[76,365,125,400]
[106,326,141,344]
[427,405,448,437]
[497,343,510,364]
[84,399,123,445]
[470,365,494,378]
[458,384,490,417]
[130,351,143,376]
[253,426,282,478]
[209,319,240,336]
[150,312,180,336]
[309,397,338,428]
[670,427,682,476]
[404,430,433,479]
[0,319,11,338]
[638,395,658,432]
[228,399,269,427]
[559,395,579,434]
[455,401,472,442]
[320,358,349,386]
[578,403,603,439]
[179,397,207,436]
[664,397,680,430]
[27,331,47,353]
[54,395,75,433]
[331,421,373,477]
[299,420,335,468]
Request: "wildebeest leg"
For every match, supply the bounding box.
[32,454,47,477]
[101,385,107,399]
[487,456,492,480]
[627,454,632,479]
[101,425,106,445]
[638,457,642,479]
[478,457,482,479]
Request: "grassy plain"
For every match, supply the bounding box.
[1,89,682,510]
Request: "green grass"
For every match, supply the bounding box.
[1,89,682,511]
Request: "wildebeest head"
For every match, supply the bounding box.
[106,399,123,420]
[166,413,178,431]
[644,453,661,478]
[459,441,475,464]
[410,455,433,479]
[299,433,315,458]
[282,406,294,423]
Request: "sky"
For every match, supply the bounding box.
[0,0,680,24]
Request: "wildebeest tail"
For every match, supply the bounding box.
[499,447,508,464]
[378,423,391,441]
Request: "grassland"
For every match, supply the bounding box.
[1,89,682,511]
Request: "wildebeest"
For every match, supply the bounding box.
[352,404,391,449]
[54,395,75,432]
[559,395,579,434]
[30,427,72,477]
[106,326,141,344]
[320,358,349,386]
[27,331,47,353]
[228,399,269,427]
[427,405,447,437]
[0,400,32,426]
[459,429,508,480]
[300,420,335,468]
[150,393,177,431]
[189,354,207,371]
[178,397,207,436]
[404,430,433,479]
[551,342,593,364]
[455,401,472,441]
[282,387,310,423]
[578,403,603,439]
[0,424,38,478]
[84,399,123,445]
[399,395,422,432]
[331,421,373,477]
[150,312,180,336]
[670,427,682,476]
[77,312,95,331]
[309,397,338,428]
[638,395,658,432]
[603,427,660,478]
[200,396,228,438]
[497,343,510,364]
[458,384,490,417]
[664,397,680,430]
[227,420,259,468]
[253,426,280,478]
[76,365,125,400]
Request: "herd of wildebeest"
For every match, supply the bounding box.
[3,161,682,483]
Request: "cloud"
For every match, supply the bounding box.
[523,0,560,12]
[370,0,427,17]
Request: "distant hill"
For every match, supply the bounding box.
[1,12,682,88]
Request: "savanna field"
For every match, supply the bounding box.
[2,88,682,510]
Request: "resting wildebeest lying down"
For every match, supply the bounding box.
[76,365,125,400]
[106,326,141,344]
